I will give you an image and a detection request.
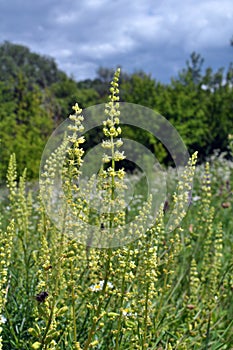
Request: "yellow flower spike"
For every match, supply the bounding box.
[72,103,82,114]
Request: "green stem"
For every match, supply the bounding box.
[3,307,19,346]
[70,260,77,344]
[39,205,67,349]
[83,249,112,350]
[115,250,130,350]
[142,284,149,349]
[155,268,168,328]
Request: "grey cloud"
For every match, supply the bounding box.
[0,0,232,82]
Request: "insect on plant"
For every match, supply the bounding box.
[35,291,49,303]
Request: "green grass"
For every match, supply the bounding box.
[0,70,232,350]
[0,154,232,350]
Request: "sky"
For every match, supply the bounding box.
[0,0,232,83]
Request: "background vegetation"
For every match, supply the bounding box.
[0,41,233,182]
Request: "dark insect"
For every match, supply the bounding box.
[35,291,48,303]
[222,202,231,209]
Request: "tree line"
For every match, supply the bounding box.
[0,41,232,182]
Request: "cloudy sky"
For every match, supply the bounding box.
[0,0,232,82]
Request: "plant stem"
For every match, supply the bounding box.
[70,260,77,344]
[39,205,67,349]
[142,285,149,349]
[83,249,112,350]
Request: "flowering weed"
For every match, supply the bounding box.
[0,69,232,349]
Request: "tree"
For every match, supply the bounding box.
[164,54,209,160]
[0,72,54,180]
[121,71,158,108]
[202,65,233,153]
[176,52,204,86]
[50,77,99,123]
[0,41,66,89]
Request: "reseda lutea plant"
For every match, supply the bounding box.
[36,68,196,349]
[40,69,194,249]
[5,69,233,349]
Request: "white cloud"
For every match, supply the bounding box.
[55,13,78,25]
[56,49,72,58]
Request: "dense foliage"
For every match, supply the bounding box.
[0,149,232,350]
[0,42,233,182]
[0,70,232,349]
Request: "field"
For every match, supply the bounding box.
[0,70,232,350]
[0,152,232,350]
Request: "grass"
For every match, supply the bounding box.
[0,70,232,349]
[0,153,232,350]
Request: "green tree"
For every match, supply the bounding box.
[202,65,233,153]
[0,41,66,89]
[50,77,99,123]
[164,54,233,160]
[0,72,53,181]
[121,70,158,108]
[178,52,204,86]
[158,53,208,160]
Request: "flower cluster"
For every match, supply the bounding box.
[102,68,125,176]
[0,220,14,350]
[89,280,114,292]
[67,103,86,176]
[168,151,198,231]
